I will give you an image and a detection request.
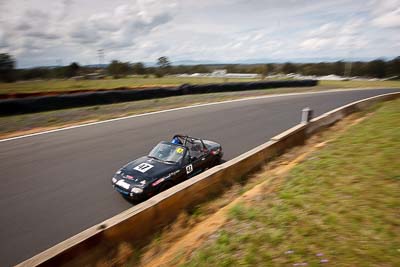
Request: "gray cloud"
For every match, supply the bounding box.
[59,0,74,19]
[14,22,32,31]
[25,9,50,20]
[0,0,399,67]
[26,31,60,40]
[69,22,101,44]
[0,30,9,48]
[69,4,173,48]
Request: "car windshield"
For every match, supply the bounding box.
[148,143,185,163]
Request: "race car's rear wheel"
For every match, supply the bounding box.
[213,156,223,166]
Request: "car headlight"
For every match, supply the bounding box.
[131,187,143,194]
[112,177,117,183]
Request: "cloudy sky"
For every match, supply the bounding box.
[0,0,399,67]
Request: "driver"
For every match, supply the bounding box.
[171,136,182,145]
[158,145,173,159]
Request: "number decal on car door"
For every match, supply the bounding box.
[186,164,193,174]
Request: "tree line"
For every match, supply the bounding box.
[0,53,399,83]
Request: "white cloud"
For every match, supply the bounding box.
[0,0,399,67]
[372,7,400,28]
[369,0,400,15]
[307,23,338,37]
[68,2,174,48]
[300,38,333,50]
[0,0,176,66]
[300,18,369,53]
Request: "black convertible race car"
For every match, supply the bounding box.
[111,134,223,201]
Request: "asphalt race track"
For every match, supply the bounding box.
[0,88,398,266]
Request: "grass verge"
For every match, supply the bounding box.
[0,76,399,94]
[0,76,259,94]
[179,98,400,266]
[318,79,400,89]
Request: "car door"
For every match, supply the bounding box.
[185,140,212,177]
[195,139,215,170]
[182,150,195,178]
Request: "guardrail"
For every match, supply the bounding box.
[17,92,399,267]
[0,80,317,116]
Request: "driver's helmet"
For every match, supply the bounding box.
[171,136,182,145]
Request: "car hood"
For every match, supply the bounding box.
[119,156,179,185]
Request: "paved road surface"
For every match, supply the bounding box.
[0,88,398,266]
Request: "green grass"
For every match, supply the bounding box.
[320,80,400,89]
[0,76,399,94]
[182,99,400,267]
[0,76,259,94]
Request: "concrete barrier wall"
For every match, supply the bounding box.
[17,91,399,267]
[0,80,317,116]
[306,92,400,135]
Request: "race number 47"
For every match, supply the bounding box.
[134,163,154,173]
[186,164,193,174]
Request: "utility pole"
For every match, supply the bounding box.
[344,61,352,77]
[97,49,104,68]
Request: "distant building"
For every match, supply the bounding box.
[225,73,259,78]
[175,69,259,79]
[70,73,106,80]
[211,69,227,77]
[85,73,106,80]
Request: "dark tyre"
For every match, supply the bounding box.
[213,156,223,166]
[159,181,174,193]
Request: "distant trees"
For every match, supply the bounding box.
[17,67,49,80]
[106,61,147,77]
[157,56,171,69]
[281,62,297,74]
[256,64,271,79]
[366,59,386,78]
[333,61,345,76]
[65,62,80,78]
[191,65,209,73]
[266,64,275,74]
[294,59,400,78]
[131,62,146,75]
[107,60,131,78]
[257,65,267,79]
[225,64,238,73]
[2,55,400,83]
[155,56,171,77]
[10,61,82,81]
[0,53,16,82]
[166,64,211,75]
[386,56,400,77]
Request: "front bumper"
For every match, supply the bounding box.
[113,185,145,200]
